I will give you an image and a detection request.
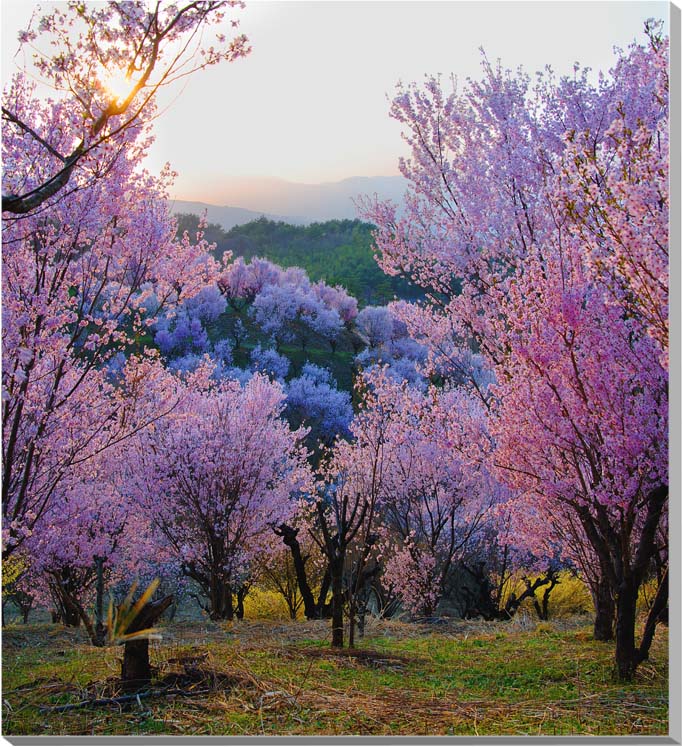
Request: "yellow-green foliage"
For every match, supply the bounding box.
[503,572,593,618]
[637,578,662,616]
[2,555,26,589]
[243,588,295,621]
[505,572,661,620]
[546,574,593,617]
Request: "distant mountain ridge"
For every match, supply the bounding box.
[170,175,407,228]
[169,200,292,231]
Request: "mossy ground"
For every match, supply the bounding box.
[1,615,668,736]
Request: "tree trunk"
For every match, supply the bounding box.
[121,640,152,691]
[614,578,638,681]
[274,524,319,619]
[120,595,174,693]
[93,556,106,647]
[317,567,332,618]
[22,608,29,624]
[50,579,81,627]
[208,578,234,620]
[532,574,559,620]
[330,558,344,648]
[357,603,366,638]
[235,586,247,620]
[63,610,80,627]
[592,577,615,642]
[348,592,357,648]
[50,572,83,628]
[636,569,668,663]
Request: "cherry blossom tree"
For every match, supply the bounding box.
[3,2,239,559]
[552,22,669,362]
[360,26,668,679]
[2,1,249,215]
[355,306,394,349]
[285,364,353,453]
[312,281,358,328]
[1,140,217,558]
[250,344,290,381]
[355,302,429,389]
[25,448,134,643]
[491,254,667,677]
[250,282,343,353]
[154,283,227,359]
[311,371,399,648]
[221,258,350,353]
[130,366,312,620]
[375,378,499,618]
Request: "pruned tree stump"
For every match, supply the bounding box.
[120,594,174,693]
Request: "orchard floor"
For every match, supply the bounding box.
[1,614,668,737]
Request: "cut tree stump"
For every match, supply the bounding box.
[120,594,174,693]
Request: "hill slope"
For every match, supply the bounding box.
[170,200,291,231]
[175,214,422,307]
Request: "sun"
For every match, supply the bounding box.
[101,68,136,105]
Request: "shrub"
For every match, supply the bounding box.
[243,588,294,621]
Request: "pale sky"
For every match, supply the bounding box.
[1,0,669,202]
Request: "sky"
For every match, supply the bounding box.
[1,0,669,203]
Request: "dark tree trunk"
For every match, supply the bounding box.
[235,586,248,620]
[532,573,559,621]
[208,578,234,620]
[348,592,357,648]
[120,595,174,693]
[93,556,106,647]
[330,558,344,648]
[275,523,319,619]
[121,639,152,691]
[636,569,668,662]
[49,570,86,628]
[317,567,332,618]
[20,601,32,625]
[502,571,557,620]
[352,560,380,639]
[61,601,81,628]
[614,578,638,681]
[614,569,668,681]
[592,578,615,642]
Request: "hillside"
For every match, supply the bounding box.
[170,200,291,230]
[176,214,423,306]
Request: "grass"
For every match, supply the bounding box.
[1,615,668,737]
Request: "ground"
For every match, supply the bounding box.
[1,615,668,737]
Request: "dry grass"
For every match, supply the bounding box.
[1,615,669,736]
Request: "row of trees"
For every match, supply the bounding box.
[175,214,423,305]
[5,357,555,640]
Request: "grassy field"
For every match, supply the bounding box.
[1,615,668,737]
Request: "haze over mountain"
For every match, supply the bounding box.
[168,201,290,231]
[171,175,407,228]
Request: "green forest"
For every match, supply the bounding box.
[175,214,424,306]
